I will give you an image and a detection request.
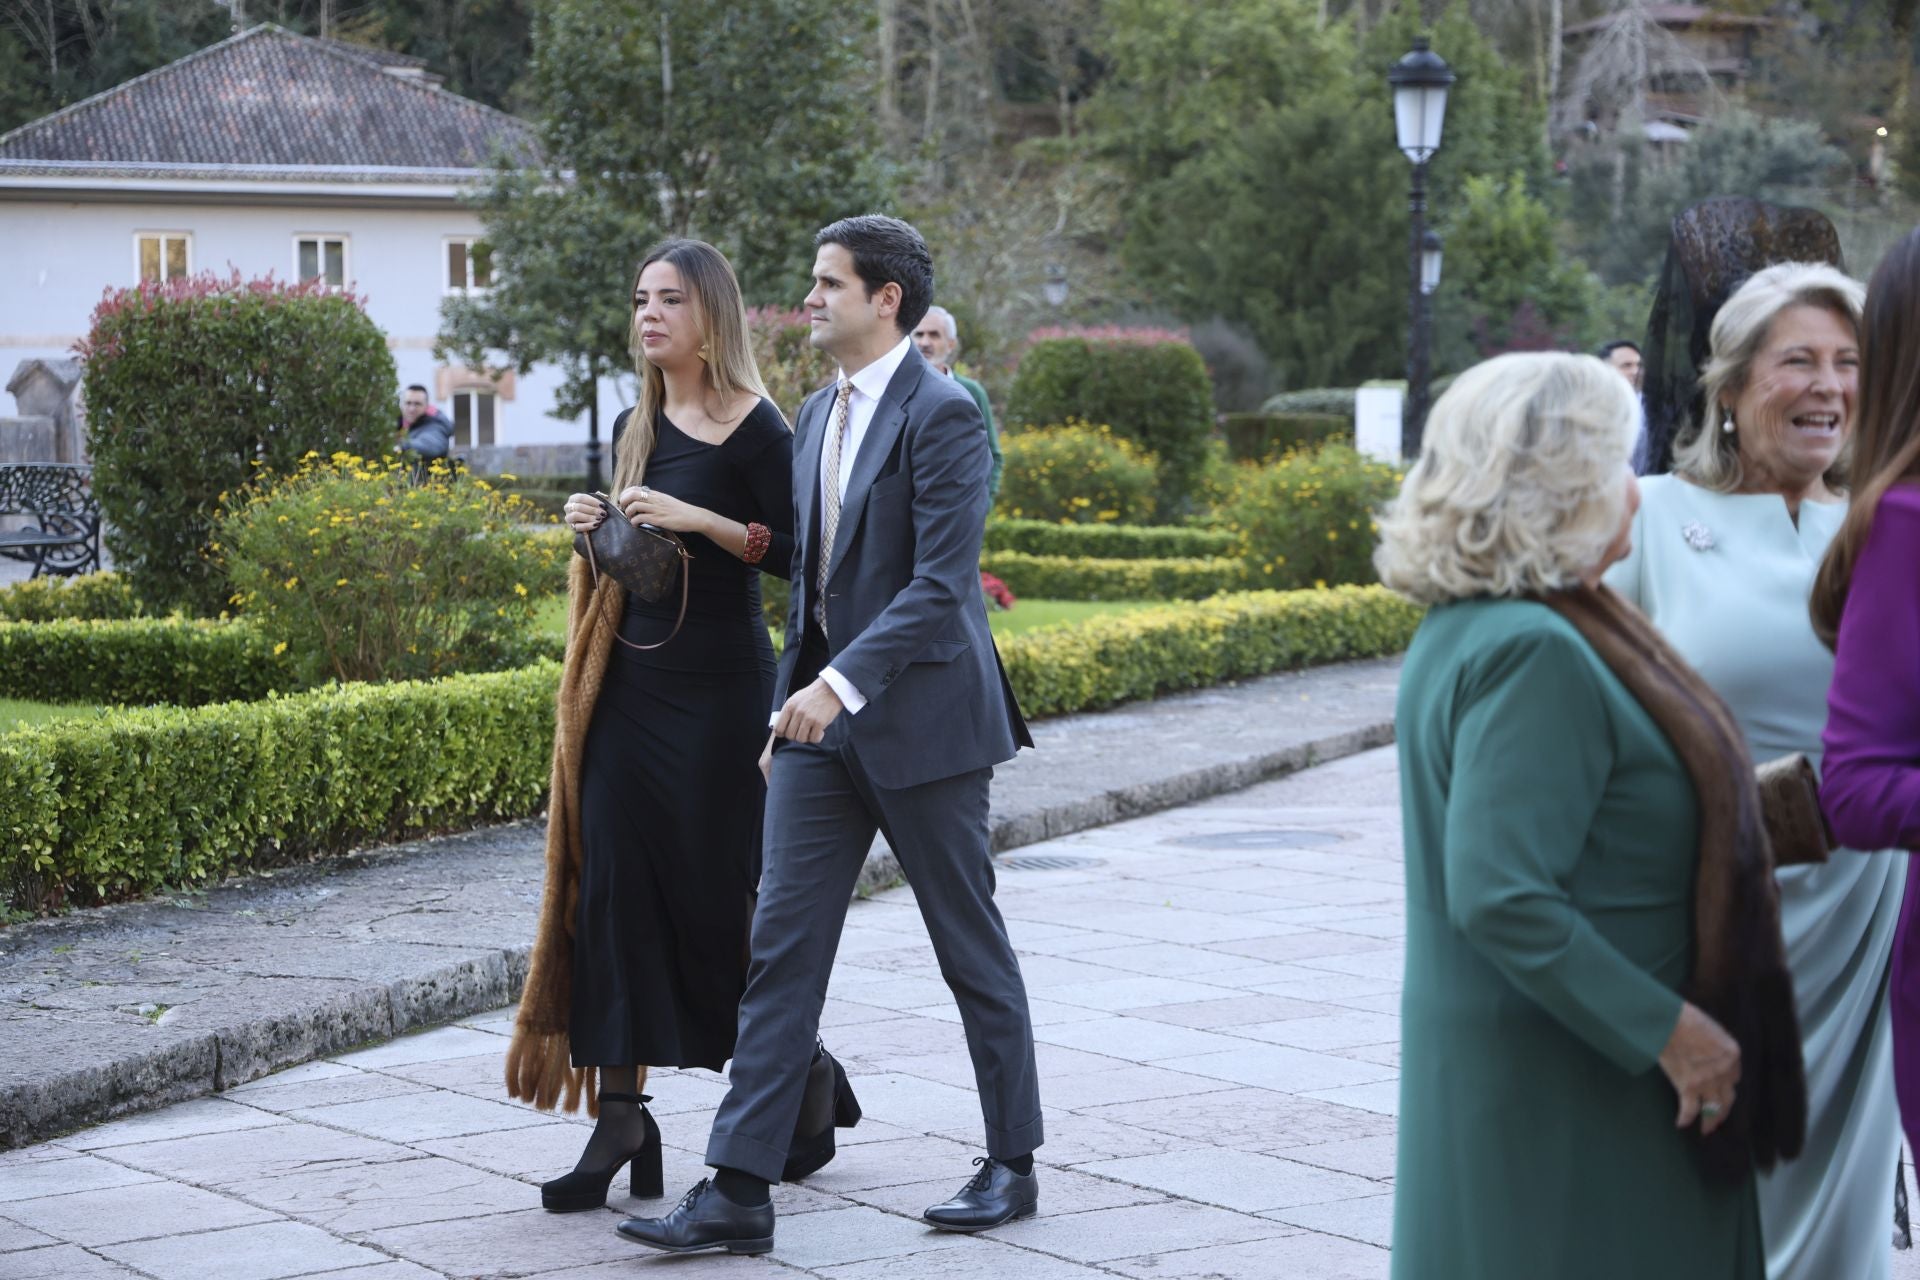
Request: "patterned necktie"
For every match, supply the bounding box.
[815,380,854,635]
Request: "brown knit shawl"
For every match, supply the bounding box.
[503,555,639,1117]
[1540,585,1806,1180]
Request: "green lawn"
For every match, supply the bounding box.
[987,599,1156,636]
[0,698,104,731]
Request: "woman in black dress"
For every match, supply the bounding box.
[540,238,852,1213]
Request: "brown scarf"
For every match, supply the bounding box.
[503,555,640,1117]
[1539,585,1805,1180]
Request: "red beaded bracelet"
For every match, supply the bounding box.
[742,522,772,565]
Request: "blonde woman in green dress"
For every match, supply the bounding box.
[1378,352,1771,1278]
[1607,262,1903,1280]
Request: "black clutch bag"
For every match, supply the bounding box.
[573,492,691,651]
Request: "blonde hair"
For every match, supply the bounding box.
[612,239,781,494]
[1672,261,1864,493]
[1375,352,1638,604]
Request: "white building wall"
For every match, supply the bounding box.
[0,195,627,452]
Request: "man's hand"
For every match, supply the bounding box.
[774,679,845,744]
[758,731,775,785]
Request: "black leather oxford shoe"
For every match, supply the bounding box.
[921,1157,1039,1232]
[615,1178,775,1255]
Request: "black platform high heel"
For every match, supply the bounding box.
[782,1042,862,1182]
[541,1091,664,1211]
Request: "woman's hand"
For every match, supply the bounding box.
[1658,1001,1741,1136]
[617,485,710,535]
[562,493,606,534]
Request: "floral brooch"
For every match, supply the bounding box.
[1681,521,1716,552]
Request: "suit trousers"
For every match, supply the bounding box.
[705,719,1045,1183]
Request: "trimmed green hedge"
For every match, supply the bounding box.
[2,585,1420,911]
[0,572,143,623]
[1262,387,1356,416]
[982,551,1248,601]
[999,585,1421,717]
[1219,413,1349,462]
[984,519,1235,560]
[0,619,299,706]
[1,663,559,912]
[0,615,564,708]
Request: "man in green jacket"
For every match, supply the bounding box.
[912,305,1003,501]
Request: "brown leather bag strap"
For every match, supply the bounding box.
[580,497,692,653]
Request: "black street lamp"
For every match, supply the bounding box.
[1389,37,1454,458]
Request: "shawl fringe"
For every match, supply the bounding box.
[505,554,630,1116]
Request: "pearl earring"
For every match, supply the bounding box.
[1721,411,1735,435]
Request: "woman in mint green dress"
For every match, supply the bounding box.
[1377,352,1765,1279]
[1607,262,1902,1280]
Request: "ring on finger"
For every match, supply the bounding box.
[1700,1101,1724,1120]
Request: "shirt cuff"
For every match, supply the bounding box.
[820,665,867,714]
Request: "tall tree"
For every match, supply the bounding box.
[1085,0,1550,390]
[439,0,893,425]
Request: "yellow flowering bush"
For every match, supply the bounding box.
[1215,442,1403,591]
[218,453,564,684]
[995,420,1159,525]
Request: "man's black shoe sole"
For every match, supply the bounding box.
[922,1201,1038,1234]
[614,1223,774,1255]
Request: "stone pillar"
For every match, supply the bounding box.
[0,416,56,466]
[7,358,86,463]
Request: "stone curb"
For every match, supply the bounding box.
[3,718,1393,1149]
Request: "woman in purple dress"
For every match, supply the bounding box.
[1814,225,1920,1159]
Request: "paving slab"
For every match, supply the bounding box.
[14,745,1920,1277]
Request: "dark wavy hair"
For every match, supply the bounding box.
[815,215,934,335]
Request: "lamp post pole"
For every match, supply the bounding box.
[1388,36,1454,460]
[1404,160,1433,461]
[584,359,605,494]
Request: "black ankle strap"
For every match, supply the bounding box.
[598,1091,651,1105]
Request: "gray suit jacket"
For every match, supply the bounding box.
[777,346,1031,789]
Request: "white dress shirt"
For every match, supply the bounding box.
[791,335,914,720]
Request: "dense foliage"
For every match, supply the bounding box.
[0,661,559,913]
[983,519,1235,559]
[994,422,1159,525]
[1006,332,1215,514]
[80,275,393,617]
[980,551,1248,601]
[439,0,891,421]
[0,617,297,706]
[219,454,563,684]
[998,584,1421,717]
[1215,442,1404,590]
[0,572,141,623]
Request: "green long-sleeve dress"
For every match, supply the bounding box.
[1391,597,1763,1279]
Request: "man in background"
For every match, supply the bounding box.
[398,384,454,463]
[1597,340,1650,473]
[912,306,1003,502]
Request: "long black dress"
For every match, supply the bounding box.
[571,399,794,1071]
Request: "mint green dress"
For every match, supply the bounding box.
[1393,597,1763,1279]
[1607,476,1905,1280]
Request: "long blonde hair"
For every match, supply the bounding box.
[613,239,780,493]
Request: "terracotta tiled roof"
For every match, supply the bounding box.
[0,24,535,173]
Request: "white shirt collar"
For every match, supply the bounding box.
[838,336,914,405]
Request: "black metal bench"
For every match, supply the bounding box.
[0,464,101,578]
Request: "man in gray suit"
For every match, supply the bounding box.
[618,215,1040,1257]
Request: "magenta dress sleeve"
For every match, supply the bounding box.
[1823,485,1920,849]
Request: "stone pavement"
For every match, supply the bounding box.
[0,659,1400,1150]
[6,747,1919,1279]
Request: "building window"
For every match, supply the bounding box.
[445,238,493,294]
[452,390,497,447]
[135,233,191,284]
[295,235,349,289]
